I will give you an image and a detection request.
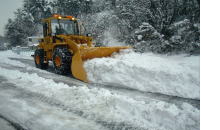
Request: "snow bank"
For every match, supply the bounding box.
[84,49,200,99]
[0,67,200,130]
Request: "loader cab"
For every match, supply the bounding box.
[42,14,83,37]
[51,19,79,36]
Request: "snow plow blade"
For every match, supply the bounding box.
[71,46,130,82]
[80,46,130,60]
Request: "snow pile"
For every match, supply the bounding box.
[84,49,200,99]
[0,67,199,130]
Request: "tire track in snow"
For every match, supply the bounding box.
[0,76,148,130]
[6,58,200,109]
[0,115,28,130]
[5,58,200,109]
[90,82,200,109]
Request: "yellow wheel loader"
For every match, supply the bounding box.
[34,14,130,82]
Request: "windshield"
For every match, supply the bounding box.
[51,19,79,35]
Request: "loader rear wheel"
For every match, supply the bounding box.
[34,49,48,69]
[53,48,72,75]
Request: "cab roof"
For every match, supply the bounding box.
[42,14,77,22]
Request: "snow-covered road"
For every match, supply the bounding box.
[0,50,200,130]
[0,76,106,130]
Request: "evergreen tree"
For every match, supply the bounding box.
[23,0,52,23]
[4,0,200,54]
[5,9,38,47]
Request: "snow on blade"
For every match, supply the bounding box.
[84,49,200,99]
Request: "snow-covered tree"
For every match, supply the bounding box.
[168,19,200,54]
[51,0,92,17]
[4,0,200,54]
[5,9,38,47]
[23,0,52,23]
[134,22,170,53]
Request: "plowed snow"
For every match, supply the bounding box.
[84,49,200,99]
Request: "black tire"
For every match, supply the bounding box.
[52,47,72,75]
[34,49,48,69]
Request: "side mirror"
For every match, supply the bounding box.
[86,33,92,37]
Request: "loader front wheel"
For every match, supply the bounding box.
[53,48,72,75]
[34,49,48,69]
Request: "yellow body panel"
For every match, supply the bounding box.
[38,15,131,82]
